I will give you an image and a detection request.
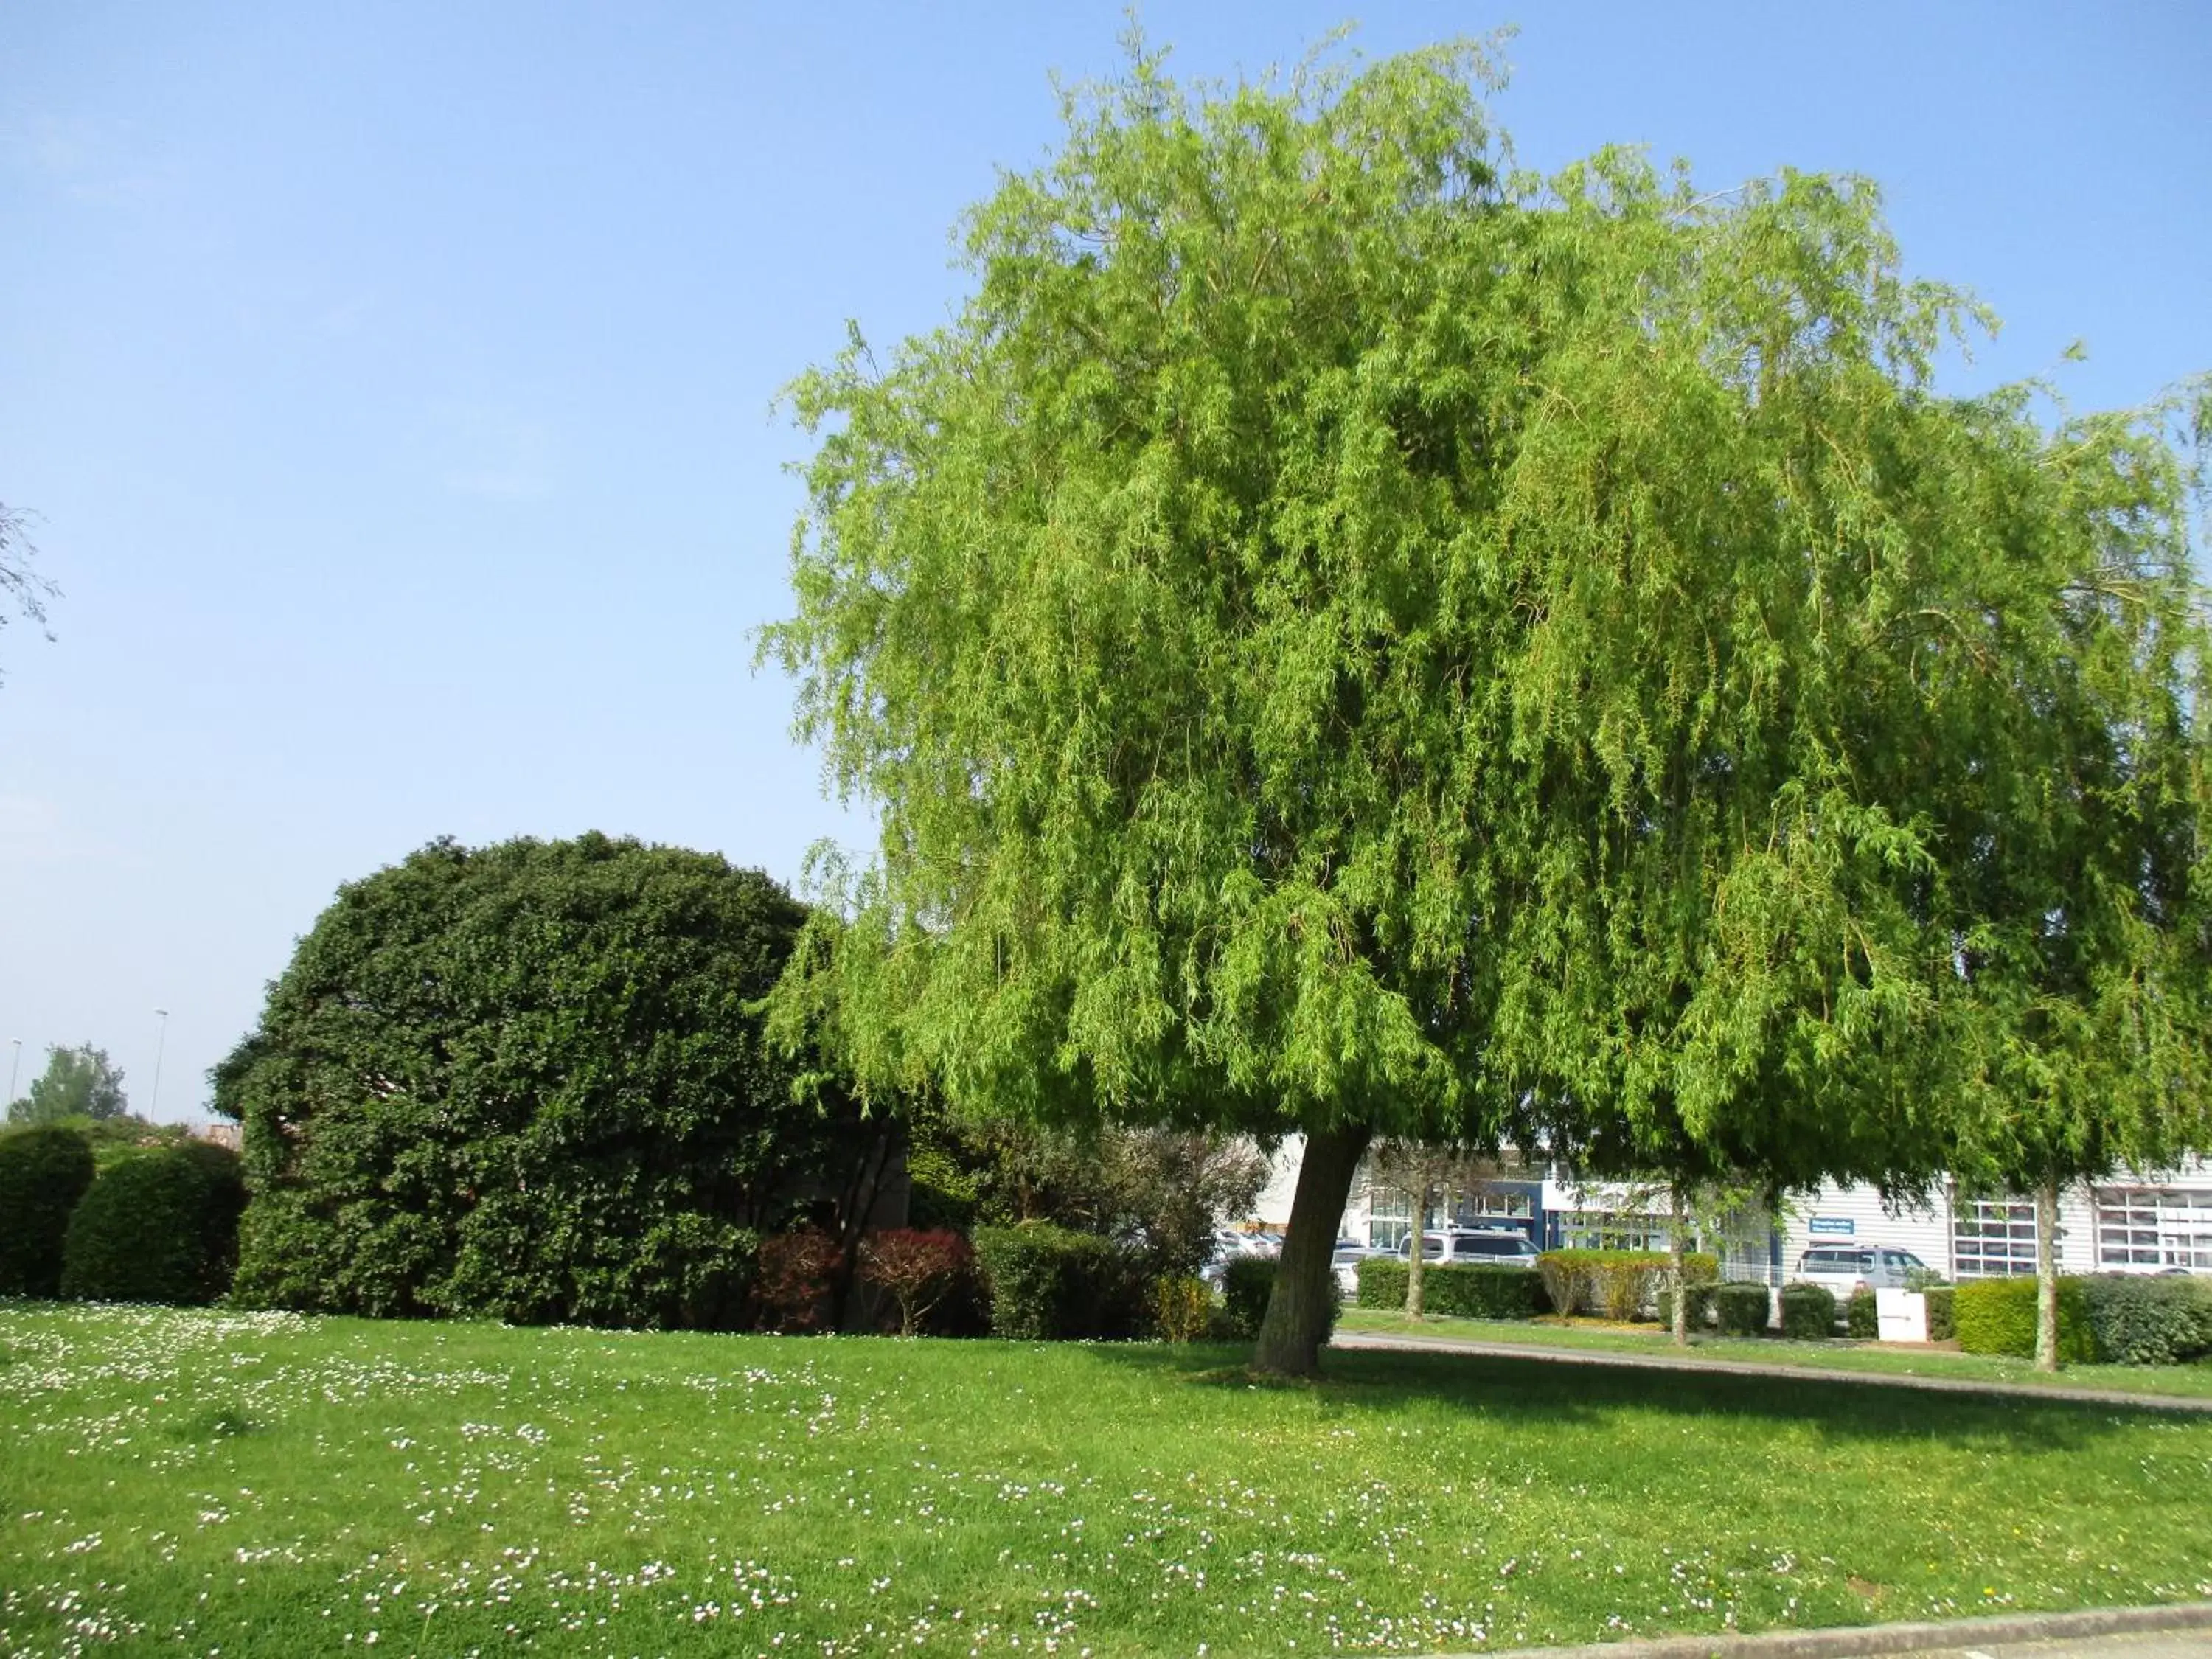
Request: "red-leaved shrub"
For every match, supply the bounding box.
[858,1228,975,1337]
[755,1228,841,1332]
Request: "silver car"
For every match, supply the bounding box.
[1792,1242,1927,1295]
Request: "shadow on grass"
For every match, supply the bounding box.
[1084,1337,2188,1453]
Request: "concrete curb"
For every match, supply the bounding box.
[1331,1331,2212,1413]
[1422,1599,2212,1659]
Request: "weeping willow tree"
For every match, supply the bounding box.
[762,34,2211,1375]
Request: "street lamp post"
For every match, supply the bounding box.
[150,1009,170,1120]
[7,1038,18,1107]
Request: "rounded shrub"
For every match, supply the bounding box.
[1655,1281,1718,1332]
[1923,1285,1956,1342]
[1714,1281,1771,1337]
[0,1124,97,1298]
[973,1223,1147,1340]
[1221,1255,1279,1338]
[1778,1281,1837,1339]
[60,1143,246,1305]
[1845,1287,1878,1338]
[2077,1274,2212,1366]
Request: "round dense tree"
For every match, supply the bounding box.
[763,41,2210,1374]
[0,1124,97,1296]
[218,833,888,1328]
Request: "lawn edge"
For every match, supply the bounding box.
[1425,1597,2212,1659]
[1331,1330,2212,1413]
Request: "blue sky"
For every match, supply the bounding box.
[3,2,2207,1120]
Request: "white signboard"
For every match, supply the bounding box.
[1875,1287,1927,1343]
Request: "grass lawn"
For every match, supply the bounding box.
[1335,1307,2212,1400]
[4,1305,2209,1659]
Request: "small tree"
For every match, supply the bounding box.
[13,1045,128,1124]
[859,1228,975,1336]
[1366,1140,1498,1320]
[1,499,59,683]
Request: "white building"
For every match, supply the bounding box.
[1250,1135,2212,1282]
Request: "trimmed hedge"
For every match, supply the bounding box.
[1924,1285,1955,1342]
[1845,1287,1878,1338]
[60,1143,246,1306]
[1953,1276,2094,1363]
[0,1124,97,1298]
[1778,1281,1837,1340]
[1357,1259,1548,1319]
[1535,1250,1719,1319]
[1652,1282,1718,1331]
[1714,1281,1771,1336]
[2079,1273,2212,1366]
[1221,1256,1277,1338]
[973,1224,1146,1340]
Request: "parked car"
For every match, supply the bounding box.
[1200,1227,1279,1287]
[1792,1243,1929,1295]
[1396,1228,1542,1267]
[1332,1242,1387,1296]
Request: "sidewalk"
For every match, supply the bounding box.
[1331,1327,2212,1413]
[1426,1600,2212,1659]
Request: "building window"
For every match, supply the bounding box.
[1952,1197,2038,1279]
[1461,1190,1534,1220]
[2094,1187,2212,1271]
[1559,1210,1667,1253]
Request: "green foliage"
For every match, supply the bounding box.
[1357,1258,1545,1321]
[972,1223,1146,1340]
[1714,1282,1772,1337]
[1777,1282,1837,1340]
[915,1119,1270,1278]
[760,34,2212,1256]
[1924,1285,1956,1342]
[12,1045,127,1124]
[2076,1274,2212,1366]
[1846,1288,1879,1338]
[1151,1274,1213,1343]
[1536,1251,1714,1320]
[1654,1281,1718,1332]
[218,835,890,1329]
[0,1124,96,1296]
[1954,1277,2094,1362]
[1220,1256,1281,1340]
[60,1144,245,1305]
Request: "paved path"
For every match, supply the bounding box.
[1331,1328,2212,1413]
[1427,1602,2212,1659]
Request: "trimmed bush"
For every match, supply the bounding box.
[0,1124,97,1298]
[1778,1281,1837,1340]
[1535,1250,1718,1320]
[2078,1273,2212,1366]
[1355,1259,1545,1320]
[1654,1281,1719,1331]
[1953,1276,2094,1362]
[973,1224,1146,1340]
[1221,1256,1280,1338]
[1714,1281,1771,1336]
[1846,1288,1878,1338]
[60,1143,246,1305]
[1924,1285,1955,1342]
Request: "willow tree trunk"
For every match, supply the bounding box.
[2034,1178,2061,1374]
[1254,1124,1371,1377]
[1669,1181,1690,1348]
[1405,1181,1430,1320]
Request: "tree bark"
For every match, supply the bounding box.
[2034,1177,2061,1373]
[1405,1180,1429,1320]
[1254,1124,1371,1377]
[1669,1180,1690,1348]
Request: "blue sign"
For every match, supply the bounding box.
[1809,1217,1855,1237]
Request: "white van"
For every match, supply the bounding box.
[1792,1243,1928,1295]
[1397,1228,1541,1268]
